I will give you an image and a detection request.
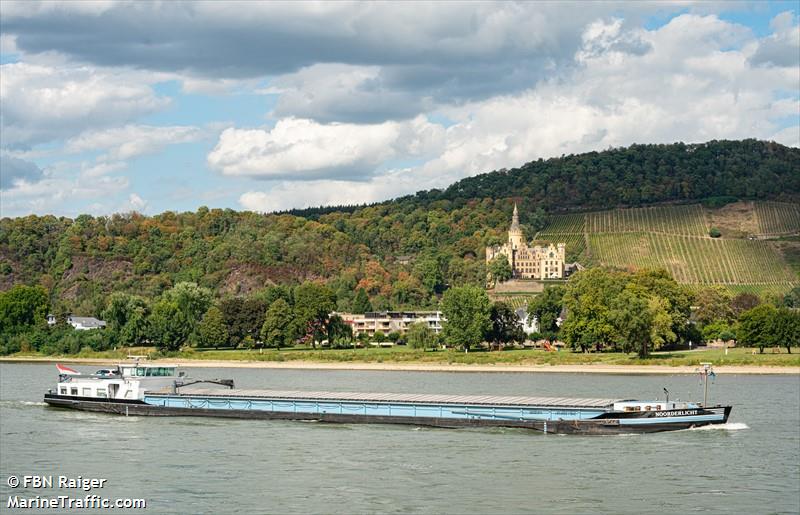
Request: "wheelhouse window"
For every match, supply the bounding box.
[134,367,175,377]
[82,388,91,397]
[96,389,107,398]
[60,387,67,395]
[71,388,78,395]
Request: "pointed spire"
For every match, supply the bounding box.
[510,203,520,231]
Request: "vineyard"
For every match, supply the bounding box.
[535,202,799,295]
[754,202,800,236]
[587,204,708,236]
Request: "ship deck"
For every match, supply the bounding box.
[150,388,624,409]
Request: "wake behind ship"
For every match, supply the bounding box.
[44,362,731,435]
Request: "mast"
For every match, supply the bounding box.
[697,362,715,406]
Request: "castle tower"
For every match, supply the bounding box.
[508,203,524,250]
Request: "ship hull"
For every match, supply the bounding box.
[43,394,731,435]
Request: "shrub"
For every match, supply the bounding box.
[709,227,722,238]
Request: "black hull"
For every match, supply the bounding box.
[43,394,731,435]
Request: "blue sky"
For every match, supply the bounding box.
[1,1,798,218]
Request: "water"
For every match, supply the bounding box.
[1,363,798,514]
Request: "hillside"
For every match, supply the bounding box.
[1,139,798,316]
[536,201,799,297]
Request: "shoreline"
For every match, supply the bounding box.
[1,356,798,375]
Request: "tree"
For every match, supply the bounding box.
[528,285,565,335]
[737,304,777,353]
[731,292,761,316]
[353,288,373,313]
[148,299,186,351]
[414,254,446,294]
[487,302,524,348]
[260,298,296,349]
[293,282,336,348]
[693,286,734,326]
[220,296,269,346]
[406,322,437,349]
[488,256,512,284]
[119,305,149,347]
[609,288,652,356]
[701,321,736,342]
[782,286,800,308]
[162,282,213,323]
[327,314,353,346]
[561,269,625,352]
[0,285,49,335]
[102,293,149,345]
[197,306,229,348]
[772,307,800,354]
[441,285,491,351]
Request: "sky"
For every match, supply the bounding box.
[0,1,798,218]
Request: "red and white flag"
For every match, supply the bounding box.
[56,364,80,375]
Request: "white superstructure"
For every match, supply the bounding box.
[55,363,184,401]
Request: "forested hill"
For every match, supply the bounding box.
[1,139,798,317]
[286,139,799,219]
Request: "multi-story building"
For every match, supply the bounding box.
[337,311,444,338]
[485,204,566,279]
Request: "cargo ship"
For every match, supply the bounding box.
[44,362,731,435]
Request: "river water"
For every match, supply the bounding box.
[1,363,798,514]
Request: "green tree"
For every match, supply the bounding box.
[731,292,761,316]
[148,299,186,351]
[701,321,736,342]
[163,282,213,322]
[197,306,229,348]
[261,298,296,349]
[292,282,336,348]
[353,288,373,313]
[327,314,353,346]
[694,286,734,326]
[119,305,149,347]
[772,307,800,354]
[414,254,446,294]
[0,285,49,335]
[561,269,625,352]
[781,286,800,308]
[737,304,777,353]
[487,302,524,348]
[528,286,565,335]
[488,255,513,284]
[102,293,149,345]
[406,322,438,349]
[441,285,491,350]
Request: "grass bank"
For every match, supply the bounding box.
[4,346,799,368]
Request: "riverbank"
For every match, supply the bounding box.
[2,356,798,374]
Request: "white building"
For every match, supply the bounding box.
[337,311,444,338]
[47,314,107,330]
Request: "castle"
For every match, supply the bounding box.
[486,204,566,280]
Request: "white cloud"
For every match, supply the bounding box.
[750,11,800,67]
[208,116,444,180]
[118,193,148,213]
[238,13,800,212]
[66,125,204,161]
[0,173,129,217]
[268,63,431,123]
[0,62,169,146]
